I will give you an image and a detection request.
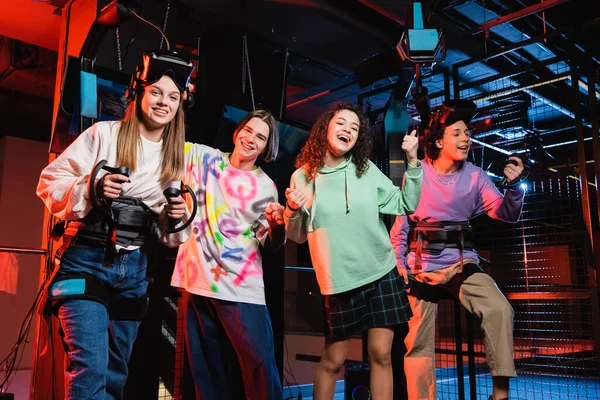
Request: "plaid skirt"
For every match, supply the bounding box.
[323,267,412,341]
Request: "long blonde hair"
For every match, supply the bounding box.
[116,89,185,182]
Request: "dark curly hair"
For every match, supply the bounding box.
[295,102,372,181]
[424,118,474,160]
[423,120,446,160]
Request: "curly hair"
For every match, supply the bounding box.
[295,102,372,181]
[423,120,445,160]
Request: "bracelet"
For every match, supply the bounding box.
[286,202,299,212]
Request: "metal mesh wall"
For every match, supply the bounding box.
[157,291,187,399]
[446,45,600,399]
[148,251,191,400]
[461,175,600,400]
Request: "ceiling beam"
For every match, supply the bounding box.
[475,0,570,37]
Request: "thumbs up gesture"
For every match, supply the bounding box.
[402,130,419,167]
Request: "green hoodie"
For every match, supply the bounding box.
[284,158,422,295]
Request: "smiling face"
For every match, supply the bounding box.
[232,117,271,163]
[139,75,181,130]
[437,120,472,162]
[326,109,360,159]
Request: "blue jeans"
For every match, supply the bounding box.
[184,292,283,400]
[51,239,148,400]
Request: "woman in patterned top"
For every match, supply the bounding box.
[169,110,285,400]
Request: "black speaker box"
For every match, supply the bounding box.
[344,363,371,400]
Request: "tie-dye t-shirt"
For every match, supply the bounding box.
[171,143,278,305]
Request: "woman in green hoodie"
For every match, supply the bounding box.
[284,102,422,400]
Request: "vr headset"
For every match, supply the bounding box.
[426,99,478,132]
[126,50,195,105]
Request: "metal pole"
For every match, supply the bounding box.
[453,65,461,101]
[570,48,594,250]
[443,67,451,102]
[587,58,600,225]
[470,72,570,102]
[465,313,477,399]
[454,300,466,400]
[475,0,570,36]
[570,34,600,379]
[460,56,561,91]
[355,69,447,101]
[454,27,565,71]
[286,80,357,109]
[0,246,47,255]
[585,53,600,379]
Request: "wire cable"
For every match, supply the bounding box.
[131,9,170,51]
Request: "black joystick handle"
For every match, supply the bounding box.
[500,156,530,188]
[164,187,182,231]
[89,160,131,208]
[102,165,130,179]
[163,184,198,234]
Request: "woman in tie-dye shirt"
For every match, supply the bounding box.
[169,110,285,400]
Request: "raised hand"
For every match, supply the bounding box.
[402,130,419,167]
[285,188,306,211]
[504,156,524,183]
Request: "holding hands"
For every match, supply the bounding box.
[402,130,419,167]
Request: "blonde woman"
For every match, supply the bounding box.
[36,51,192,399]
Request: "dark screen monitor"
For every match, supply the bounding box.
[50,56,130,154]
